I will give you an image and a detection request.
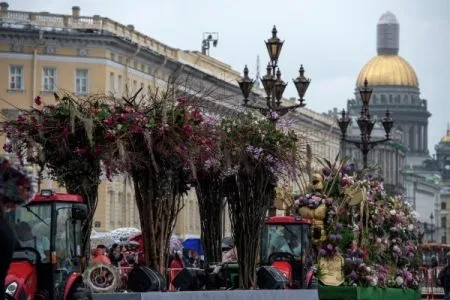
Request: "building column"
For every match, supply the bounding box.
[418,125,422,152]
[414,125,419,153]
[404,124,411,152]
[424,124,428,153]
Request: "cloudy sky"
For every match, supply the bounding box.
[10,0,450,154]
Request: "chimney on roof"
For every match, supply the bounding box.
[72,6,80,17]
[0,2,9,11]
[127,24,135,31]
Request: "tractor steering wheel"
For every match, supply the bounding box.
[268,252,295,264]
[13,247,42,265]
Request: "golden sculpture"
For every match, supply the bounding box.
[274,185,294,210]
[318,254,345,286]
[297,173,327,245]
[308,173,324,192]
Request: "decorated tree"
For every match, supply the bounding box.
[100,86,218,274]
[191,113,225,265]
[2,94,109,248]
[219,113,300,288]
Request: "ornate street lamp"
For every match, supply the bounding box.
[337,79,394,169]
[238,26,311,121]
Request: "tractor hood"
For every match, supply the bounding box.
[5,260,37,297]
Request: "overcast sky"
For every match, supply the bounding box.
[10,0,450,155]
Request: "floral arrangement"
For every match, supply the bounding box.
[219,112,299,178]
[0,157,34,211]
[295,158,422,290]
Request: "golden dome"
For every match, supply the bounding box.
[356,55,419,88]
[442,128,450,143]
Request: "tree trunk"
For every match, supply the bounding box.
[226,163,275,289]
[132,169,184,277]
[65,181,99,258]
[196,174,224,266]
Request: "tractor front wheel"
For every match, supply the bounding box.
[67,283,92,300]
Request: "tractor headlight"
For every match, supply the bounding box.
[5,281,18,296]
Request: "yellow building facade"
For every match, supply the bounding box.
[0,3,340,237]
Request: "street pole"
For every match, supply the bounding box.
[337,79,394,170]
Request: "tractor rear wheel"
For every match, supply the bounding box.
[67,283,92,300]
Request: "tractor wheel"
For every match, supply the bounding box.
[67,283,92,300]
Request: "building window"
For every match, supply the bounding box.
[75,69,88,94]
[42,68,56,92]
[110,52,116,61]
[442,202,447,210]
[134,203,139,226]
[9,65,23,90]
[117,192,123,225]
[442,236,447,244]
[109,72,115,94]
[109,191,115,226]
[133,80,137,94]
[118,75,123,96]
[442,216,447,229]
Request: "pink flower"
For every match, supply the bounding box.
[34,96,42,106]
[3,143,12,153]
[73,147,87,156]
[177,97,188,105]
[182,124,193,137]
[17,115,26,123]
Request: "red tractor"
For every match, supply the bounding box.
[4,190,91,300]
[259,215,316,289]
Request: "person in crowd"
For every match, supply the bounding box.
[439,252,450,300]
[16,221,50,262]
[170,250,184,270]
[183,249,192,267]
[168,250,184,291]
[222,246,238,263]
[108,243,123,267]
[189,250,200,268]
[92,245,111,264]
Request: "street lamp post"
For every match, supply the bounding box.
[337,79,394,169]
[237,26,311,121]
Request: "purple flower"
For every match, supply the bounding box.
[354,258,363,266]
[344,258,353,266]
[336,223,343,230]
[318,249,327,256]
[322,167,331,176]
[270,111,279,120]
[335,234,343,241]
[350,271,358,281]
